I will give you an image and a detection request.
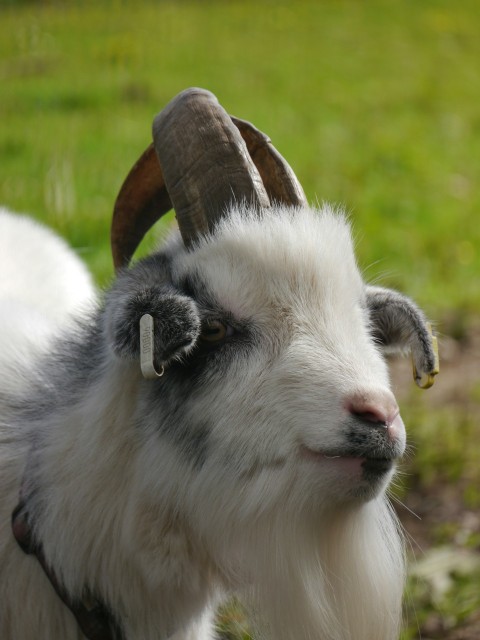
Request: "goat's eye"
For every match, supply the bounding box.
[199,320,233,343]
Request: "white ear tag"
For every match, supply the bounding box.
[140,314,164,379]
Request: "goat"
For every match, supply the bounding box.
[0,88,438,640]
[0,206,95,399]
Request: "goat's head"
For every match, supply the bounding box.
[105,88,438,525]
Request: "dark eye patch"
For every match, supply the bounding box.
[174,273,254,376]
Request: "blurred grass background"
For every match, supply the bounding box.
[1,1,479,638]
[1,0,479,313]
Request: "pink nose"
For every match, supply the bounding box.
[346,390,403,438]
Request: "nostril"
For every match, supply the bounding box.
[351,409,388,428]
[345,390,405,445]
[346,391,400,429]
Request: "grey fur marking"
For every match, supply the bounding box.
[106,254,201,368]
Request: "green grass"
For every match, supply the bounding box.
[1,1,479,637]
[1,0,479,317]
[402,566,480,640]
[397,402,480,638]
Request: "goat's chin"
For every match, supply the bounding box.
[287,459,396,513]
[329,466,395,504]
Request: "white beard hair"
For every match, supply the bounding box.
[236,497,405,640]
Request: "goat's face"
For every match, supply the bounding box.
[175,206,403,507]
[108,88,437,536]
[108,205,414,527]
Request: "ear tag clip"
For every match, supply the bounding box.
[413,322,439,389]
[140,314,164,379]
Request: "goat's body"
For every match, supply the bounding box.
[0,206,409,639]
[0,206,94,326]
[0,206,95,398]
[0,206,96,637]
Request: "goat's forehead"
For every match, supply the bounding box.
[175,206,365,319]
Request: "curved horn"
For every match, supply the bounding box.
[152,87,270,248]
[111,143,172,271]
[111,88,306,270]
[231,116,307,207]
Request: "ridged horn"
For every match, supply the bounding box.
[231,116,307,207]
[151,87,270,248]
[111,88,306,270]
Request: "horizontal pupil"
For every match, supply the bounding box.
[205,327,222,335]
[201,322,227,342]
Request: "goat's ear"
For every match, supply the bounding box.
[366,286,439,388]
[105,259,201,371]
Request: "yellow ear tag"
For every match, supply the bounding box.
[413,323,439,389]
[140,314,164,379]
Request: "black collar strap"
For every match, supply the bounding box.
[11,502,125,640]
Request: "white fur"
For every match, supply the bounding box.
[0,205,405,639]
[0,206,94,324]
[0,207,96,394]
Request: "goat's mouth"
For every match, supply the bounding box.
[300,445,396,476]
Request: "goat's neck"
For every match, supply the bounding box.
[25,362,144,590]
[22,359,217,636]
